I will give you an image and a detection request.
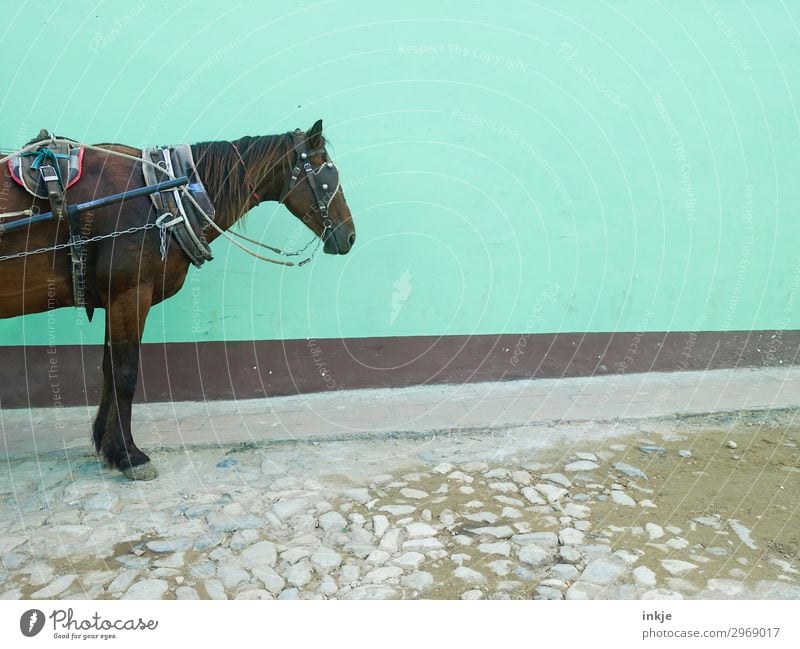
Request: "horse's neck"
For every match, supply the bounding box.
[192,135,290,236]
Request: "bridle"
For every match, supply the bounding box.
[202,131,343,267]
[278,130,340,244]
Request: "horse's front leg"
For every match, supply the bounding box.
[92,325,112,454]
[95,284,157,480]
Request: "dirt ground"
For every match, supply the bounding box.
[1,408,799,600]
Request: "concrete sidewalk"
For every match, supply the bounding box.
[2,366,799,459]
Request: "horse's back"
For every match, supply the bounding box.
[91,143,142,156]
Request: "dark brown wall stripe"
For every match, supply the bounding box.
[1,330,798,409]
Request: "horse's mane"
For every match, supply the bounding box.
[192,133,298,229]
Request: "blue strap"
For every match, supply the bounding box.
[22,147,70,187]
[23,147,70,170]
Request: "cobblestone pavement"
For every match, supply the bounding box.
[1,409,798,600]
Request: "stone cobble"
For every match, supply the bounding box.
[1,417,798,600]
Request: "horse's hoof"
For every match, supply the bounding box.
[122,462,159,481]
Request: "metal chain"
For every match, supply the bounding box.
[0,222,157,262]
[278,229,320,257]
[181,188,322,267]
[1,136,328,267]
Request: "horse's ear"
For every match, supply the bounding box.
[307,119,324,147]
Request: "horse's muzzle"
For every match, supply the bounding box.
[324,228,355,255]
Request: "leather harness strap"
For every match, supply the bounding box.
[278,133,340,244]
[141,144,214,267]
[39,154,87,310]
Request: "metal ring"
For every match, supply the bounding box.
[30,205,40,215]
[322,219,333,229]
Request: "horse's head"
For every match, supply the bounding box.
[279,120,355,255]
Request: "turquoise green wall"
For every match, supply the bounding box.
[2,0,799,346]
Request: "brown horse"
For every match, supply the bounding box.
[0,120,355,480]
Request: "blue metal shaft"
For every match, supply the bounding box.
[0,176,189,234]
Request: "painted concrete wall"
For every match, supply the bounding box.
[1,0,799,347]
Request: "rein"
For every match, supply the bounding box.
[211,131,341,265]
[0,135,334,267]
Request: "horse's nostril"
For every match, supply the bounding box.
[348,233,356,247]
